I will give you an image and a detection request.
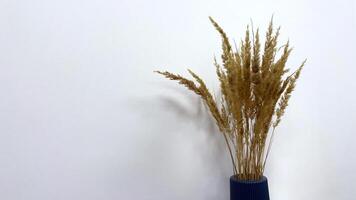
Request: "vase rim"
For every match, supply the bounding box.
[230,175,267,184]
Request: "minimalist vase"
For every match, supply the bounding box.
[230,176,270,200]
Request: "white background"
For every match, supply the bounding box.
[0,0,355,199]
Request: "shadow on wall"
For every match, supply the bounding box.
[123,85,231,199]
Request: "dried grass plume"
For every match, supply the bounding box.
[155,17,306,180]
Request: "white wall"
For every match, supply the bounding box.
[0,0,355,199]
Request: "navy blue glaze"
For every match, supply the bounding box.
[230,176,269,200]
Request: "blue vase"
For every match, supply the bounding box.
[230,176,270,200]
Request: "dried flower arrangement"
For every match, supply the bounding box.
[155,17,305,181]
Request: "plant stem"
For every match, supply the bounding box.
[222,131,237,175]
[262,127,276,172]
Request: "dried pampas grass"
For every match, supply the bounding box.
[155,17,305,180]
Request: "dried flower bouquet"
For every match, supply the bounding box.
[156,17,305,180]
